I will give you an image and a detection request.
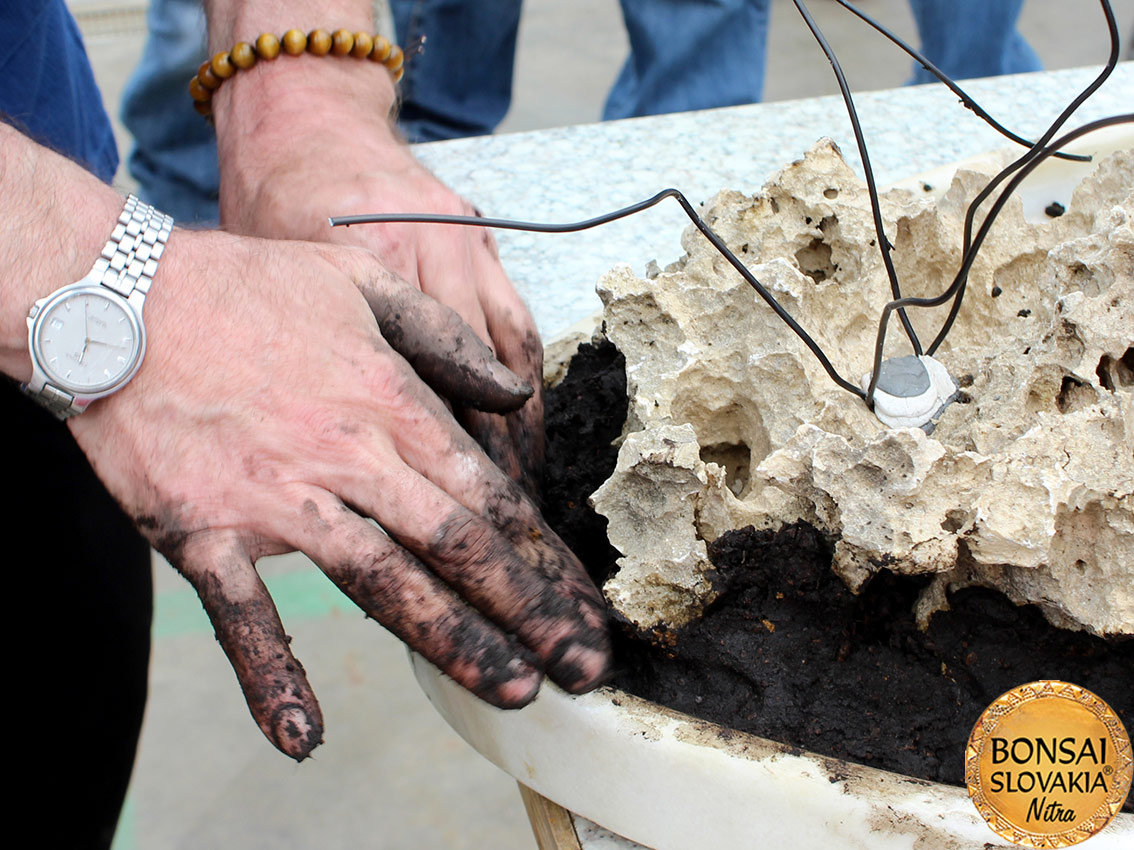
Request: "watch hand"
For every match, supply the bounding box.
[86,338,129,350]
[81,301,91,363]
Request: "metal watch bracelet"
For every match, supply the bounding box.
[94,194,174,303]
[24,194,173,418]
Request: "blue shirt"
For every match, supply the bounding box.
[0,0,118,181]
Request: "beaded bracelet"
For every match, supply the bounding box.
[190,29,405,119]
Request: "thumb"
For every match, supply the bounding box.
[356,268,534,413]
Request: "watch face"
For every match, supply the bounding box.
[32,286,143,393]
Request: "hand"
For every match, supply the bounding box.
[213,57,544,494]
[69,230,609,760]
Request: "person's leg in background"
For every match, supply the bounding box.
[12,383,154,850]
[120,0,219,224]
[604,0,772,120]
[391,0,525,141]
[906,0,1042,84]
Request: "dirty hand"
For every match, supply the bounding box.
[213,55,544,494]
[67,227,609,760]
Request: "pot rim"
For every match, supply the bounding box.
[412,654,1133,850]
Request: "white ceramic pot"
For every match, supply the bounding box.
[413,652,1132,849]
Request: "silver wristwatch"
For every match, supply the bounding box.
[24,194,173,419]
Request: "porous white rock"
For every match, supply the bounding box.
[591,425,725,633]
[591,139,1134,636]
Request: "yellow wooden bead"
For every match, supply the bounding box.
[392,65,404,84]
[210,51,235,79]
[193,99,213,117]
[196,60,221,91]
[384,45,404,73]
[231,41,256,70]
[307,29,332,55]
[282,29,307,55]
[188,76,212,103]
[369,34,392,62]
[255,32,281,59]
[331,29,354,56]
[352,32,373,58]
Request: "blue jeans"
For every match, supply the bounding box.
[120,0,217,223]
[392,0,525,141]
[393,0,771,141]
[906,0,1040,84]
[121,0,1043,219]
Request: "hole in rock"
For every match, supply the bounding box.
[795,238,837,284]
[1096,347,1134,391]
[940,510,968,533]
[824,188,839,199]
[1067,261,1101,296]
[673,392,771,501]
[1056,374,1095,413]
[700,442,752,498]
[1098,357,1115,392]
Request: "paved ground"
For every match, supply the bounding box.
[62,2,1133,848]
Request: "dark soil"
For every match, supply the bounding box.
[541,338,626,589]
[542,339,1133,810]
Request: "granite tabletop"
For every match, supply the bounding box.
[412,63,1132,341]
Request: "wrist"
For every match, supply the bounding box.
[205,1,375,50]
[205,1,396,138]
[212,48,399,142]
[213,52,410,235]
[0,124,127,382]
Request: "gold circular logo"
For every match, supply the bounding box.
[966,681,1132,847]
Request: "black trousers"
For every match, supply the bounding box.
[7,380,152,850]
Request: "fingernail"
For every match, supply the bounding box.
[273,706,321,761]
[491,361,533,399]
[547,640,611,694]
[494,657,542,708]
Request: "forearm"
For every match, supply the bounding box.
[0,122,124,382]
[204,0,376,47]
[203,2,398,153]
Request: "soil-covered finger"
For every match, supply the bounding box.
[427,508,612,693]
[474,254,546,492]
[356,391,611,691]
[477,481,612,692]
[174,534,324,761]
[329,456,611,693]
[405,442,610,639]
[287,491,544,708]
[506,365,544,498]
[357,271,533,413]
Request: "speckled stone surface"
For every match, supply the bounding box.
[414,64,1133,338]
[574,816,644,850]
